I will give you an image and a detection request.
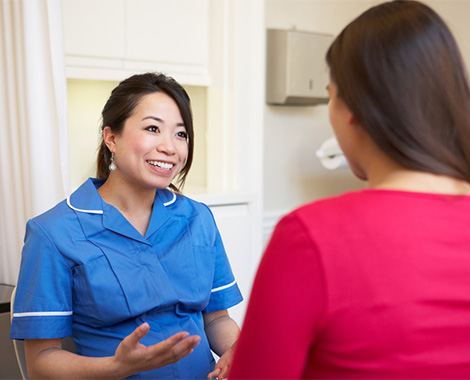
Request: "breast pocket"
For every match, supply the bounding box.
[72,255,131,327]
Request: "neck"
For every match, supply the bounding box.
[367,157,470,196]
[98,174,157,236]
[98,174,156,213]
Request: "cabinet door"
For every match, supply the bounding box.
[209,203,257,326]
[125,0,209,67]
[62,0,210,83]
[62,0,125,59]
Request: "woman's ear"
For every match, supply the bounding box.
[102,126,116,152]
[348,114,356,126]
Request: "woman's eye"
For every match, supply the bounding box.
[177,131,188,139]
[147,125,159,133]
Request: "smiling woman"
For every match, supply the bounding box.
[66,79,208,194]
[99,91,191,200]
[11,72,242,380]
[95,74,194,194]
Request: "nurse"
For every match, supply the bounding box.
[10,72,243,380]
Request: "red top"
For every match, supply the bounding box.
[229,189,470,379]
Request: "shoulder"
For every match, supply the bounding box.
[28,198,74,231]
[277,189,385,235]
[292,190,367,218]
[26,179,99,237]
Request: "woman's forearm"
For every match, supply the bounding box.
[25,342,125,380]
[204,311,240,356]
[25,325,201,379]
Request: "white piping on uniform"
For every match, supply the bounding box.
[67,196,103,214]
[13,311,73,318]
[211,280,237,293]
[163,192,177,207]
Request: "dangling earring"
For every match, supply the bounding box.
[109,153,116,172]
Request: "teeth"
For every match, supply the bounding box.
[148,161,174,171]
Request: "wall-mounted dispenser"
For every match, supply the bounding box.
[266,28,333,106]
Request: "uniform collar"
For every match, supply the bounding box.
[67,178,179,243]
[67,178,105,214]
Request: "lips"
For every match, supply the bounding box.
[147,160,174,171]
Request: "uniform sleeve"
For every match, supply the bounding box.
[201,205,243,313]
[10,219,73,340]
[229,213,326,379]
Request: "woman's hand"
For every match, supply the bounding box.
[114,323,201,377]
[24,324,200,379]
[207,344,236,380]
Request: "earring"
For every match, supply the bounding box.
[109,153,116,172]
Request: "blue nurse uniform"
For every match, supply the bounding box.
[10,178,243,379]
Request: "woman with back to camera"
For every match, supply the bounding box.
[10,72,242,380]
[229,1,470,378]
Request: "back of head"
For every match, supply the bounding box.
[326,0,470,181]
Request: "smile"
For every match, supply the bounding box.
[147,160,174,171]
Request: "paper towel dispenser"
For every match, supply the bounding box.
[266,29,333,106]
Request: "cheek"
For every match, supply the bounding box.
[328,101,338,131]
[178,143,189,163]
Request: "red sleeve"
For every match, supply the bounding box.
[229,213,326,379]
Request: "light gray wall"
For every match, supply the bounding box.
[263,1,377,217]
[263,0,470,220]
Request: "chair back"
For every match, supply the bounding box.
[10,287,29,380]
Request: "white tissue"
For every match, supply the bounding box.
[316,136,348,170]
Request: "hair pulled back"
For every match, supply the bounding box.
[326,0,470,181]
[96,72,194,192]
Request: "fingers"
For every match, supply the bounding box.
[207,367,229,380]
[207,368,221,380]
[147,332,201,366]
[218,366,229,380]
[115,327,201,374]
[167,334,201,361]
[118,323,150,352]
[124,323,150,347]
[161,331,190,349]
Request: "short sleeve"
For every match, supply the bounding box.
[10,219,73,340]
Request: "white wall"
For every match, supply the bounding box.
[263,0,378,232]
[426,0,470,66]
[262,0,470,240]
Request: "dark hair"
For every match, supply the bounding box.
[326,0,470,181]
[96,72,194,192]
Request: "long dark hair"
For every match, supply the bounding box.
[326,0,470,181]
[96,72,194,192]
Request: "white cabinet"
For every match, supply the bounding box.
[62,0,125,59]
[194,194,262,327]
[62,0,210,85]
[125,1,208,68]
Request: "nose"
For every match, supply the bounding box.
[156,133,176,155]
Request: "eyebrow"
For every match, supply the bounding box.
[142,116,185,126]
